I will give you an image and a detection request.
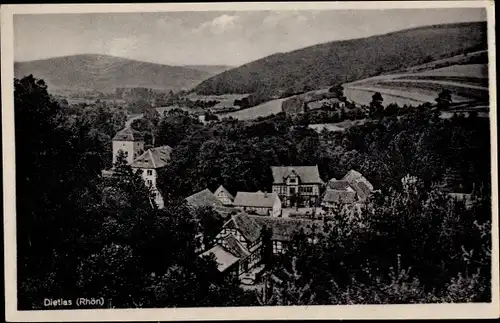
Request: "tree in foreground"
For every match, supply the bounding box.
[436,89,452,110]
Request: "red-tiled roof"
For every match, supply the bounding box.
[130,145,172,169]
[112,127,144,141]
[271,166,323,184]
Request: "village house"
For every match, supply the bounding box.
[214,185,235,205]
[186,188,225,209]
[103,127,172,208]
[185,188,239,219]
[322,169,374,210]
[271,166,324,207]
[130,145,172,209]
[112,127,145,165]
[200,213,322,284]
[233,191,282,217]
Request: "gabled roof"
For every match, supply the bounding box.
[226,213,322,243]
[233,191,279,208]
[230,214,262,243]
[200,245,239,272]
[223,235,250,258]
[349,181,372,201]
[271,166,323,184]
[214,185,234,200]
[186,189,224,208]
[130,146,172,169]
[328,179,352,190]
[342,169,374,191]
[322,189,357,204]
[112,127,144,141]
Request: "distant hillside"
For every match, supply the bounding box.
[193,22,487,95]
[14,54,228,93]
[183,65,233,75]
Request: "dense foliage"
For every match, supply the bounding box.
[265,180,491,305]
[15,76,256,309]
[193,22,486,96]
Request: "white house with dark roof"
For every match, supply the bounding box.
[214,185,234,205]
[271,166,324,207]
[112,127,145,165]
[233,191,282,217]
[130,145,172,209]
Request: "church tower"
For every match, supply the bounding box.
[112,127,145,165]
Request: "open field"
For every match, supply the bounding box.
[345,87,436,106]
[412,63,487,78]
[219,98,285,120]
[308,119,368,133]
[344,62,489,107]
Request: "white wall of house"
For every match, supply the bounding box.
[133,167,165,209]
[272,197,282,217]
[215,228,248,248]
[272,184,320,197]
[216,191,232,205]
[112,140,144,165]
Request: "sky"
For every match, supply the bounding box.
[14,8,486,67]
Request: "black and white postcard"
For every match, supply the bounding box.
[2,1,498,321]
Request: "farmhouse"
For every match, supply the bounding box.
[214,185,235,205]
[271,166,324,207]
[201,213,322,281]
[322,170,374,210]
[233,191,282,217]
[185,188,239,219]
[185,188,226,211]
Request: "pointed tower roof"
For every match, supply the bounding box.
[112,127,145,141]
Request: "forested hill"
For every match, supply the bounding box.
[14,54,231,93]
[192,22,487,95]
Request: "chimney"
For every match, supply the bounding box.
[264,190,268,198]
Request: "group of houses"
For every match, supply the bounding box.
[184,166,375,284]
[104,127,377,285]
[102,127,172,209]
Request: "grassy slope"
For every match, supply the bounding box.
[193,22,487,95]
[14,54,227,93]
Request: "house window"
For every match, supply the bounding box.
[147,170,153,176]
[146,180,152,186]
[241,260,249,272]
